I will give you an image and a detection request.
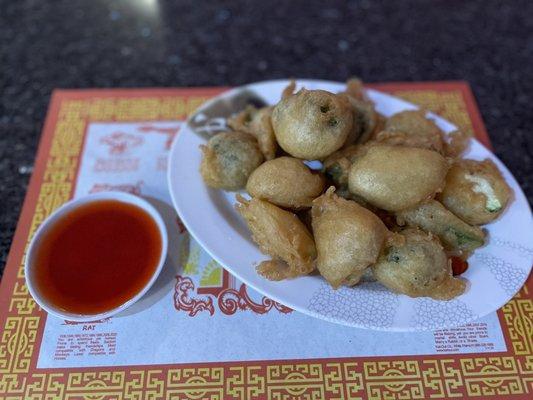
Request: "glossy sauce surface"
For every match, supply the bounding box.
[34,200,162,315]
[451,256,469,276]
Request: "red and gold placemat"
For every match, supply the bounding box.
[0,82,531,399]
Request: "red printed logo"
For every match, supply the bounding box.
[94,158,140,173]
[100,132,143,155]
[137,125,181,150]
[90,181,144,195]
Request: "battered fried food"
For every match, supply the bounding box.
[439,159,511,225]
[246,157,326,209]
[345,96,378,145]
[340,79,379,145]
[344,78,368,101]
[200,131,264,190]
[271,89,353,159]
[374,130,444,153]
[372,229,466,300]
[322,143,374,207]
[323,145,367,189]
[385,110,445,153]
[311,188,388,288]
[281,80,296,100]
[348,145,449,211]
[370,113,387,140]
[227,105,277,160]
[396,200,485,256]
[236,196,316,280]
[199,79,514,300]
[443,130,469,158]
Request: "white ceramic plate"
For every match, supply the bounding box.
[168,79,533,331]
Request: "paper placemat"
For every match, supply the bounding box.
[0,82,531,399]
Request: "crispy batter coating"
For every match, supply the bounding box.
[348,145,449,211]
[323,145,367,189]
[339,78,380,145]
[352,98,378,145]
[311,188,388,288]
[281,80,296,100]
[344,78,368,101]
[396,200,485,257]
[370,113,387,139]
[443,130,469,158]
[200,131,264,190]
[272,89,353,159]
[246,157,325,209]
[297,208,313,232]
[372,229,466,300]
[373,130,444,153]
[439,159,512,225]
[322,145,377,207]
[227,105,277,160]
[342,95,378,145]
[236,196,316,280]
[385,110,445,153]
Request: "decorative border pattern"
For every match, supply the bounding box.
[0,84,531,399]
[174,274,293,316]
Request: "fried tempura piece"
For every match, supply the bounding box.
[346,96,378,145]
[348,145,449,212]
[373,130,444,153]
[311,187,388,288]
[372,229,466,300]
[236,196,316,280]
[227,105,277,160]
[296,208,313,232]
[443,130,469,158]
[338,78,379,145]
[385,110,445,153]
[322,144,377,207]
[370,113,387,139]
[272,89,353,159]
[439,159,512,225]
[396,200,485,257]
[281,80,296,100]
[323,144,367,189]
[200,131,264,191]
[246,157,325,209]
[344,77,368,101]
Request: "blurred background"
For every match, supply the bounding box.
[1,0,532,273]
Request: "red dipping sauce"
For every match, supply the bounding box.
[451,256,469,276]
[33,200,162,315]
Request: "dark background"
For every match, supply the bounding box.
[1,0,532,276]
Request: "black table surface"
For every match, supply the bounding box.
[1,0,532,277]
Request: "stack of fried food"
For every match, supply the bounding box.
[199,79,511,300]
